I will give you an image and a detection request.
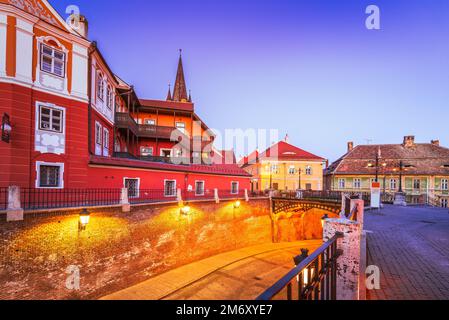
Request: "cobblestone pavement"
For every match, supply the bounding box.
[365,205,449,300]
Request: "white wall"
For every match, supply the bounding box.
[0,13,7,77]
[15,18,33,84]
[71,43,88,100]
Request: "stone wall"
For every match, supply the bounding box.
[0,198,335,300]
[0,199,272,300]
[274,208,339,243]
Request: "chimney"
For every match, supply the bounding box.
[403,136,415,148]
[347,141,354,152]
[431,140,440,146]
[69,14,88,39]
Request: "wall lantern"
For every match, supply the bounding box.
[79,208,91,231]
[180,205,191,215]
[321,214,329,228]
[234,200,241,209]
[2,113,12,143]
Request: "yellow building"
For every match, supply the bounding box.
[240,139,327,192]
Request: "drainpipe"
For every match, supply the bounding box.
[87,44,94,156]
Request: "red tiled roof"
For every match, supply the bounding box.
[325,143,449,176]
[89,155,251,177]
[246,141,325,163]
[139,99,194,112]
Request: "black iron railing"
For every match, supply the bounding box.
[20,188,122,211]
[218,189,246,200]
[12,188,249,211]
[257,233,343,301]
[0,187,7,210]
[276,190,343,202]
[129,189,177,204]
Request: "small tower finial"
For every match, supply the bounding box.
[166,83,172,101]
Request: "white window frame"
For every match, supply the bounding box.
[106,85,113,109]
[103,127,109,156]
[160,148,172,158]
[164,179,177,197]
[271,165,279,174]
[195,180,205,196]
[288,166,296,175]
[40,43,66,78]
[413,179,421,190]
[123,177,140,198]
[35,161,64,189]
[338,178,346,189]
[441,179,448,191]
[144,119,156,125]
[140,146,154,156]
[38,104,64,133]
[97,72,104,101]
[390,179,397,190]
[95,121,102,146]
[305,165,312,175]
[175,122,186,134]
[353,178,361,189]
[231,181,239,194]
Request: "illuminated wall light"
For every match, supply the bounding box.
[234,201,241,209]
[78,208,91,231]
[180,205,191,215]
[321,214,329,228]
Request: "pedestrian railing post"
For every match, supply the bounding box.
[121,187,130,213]
[7,186,24,222]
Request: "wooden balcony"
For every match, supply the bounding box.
[138,124,186,140]
[115,112,138,136]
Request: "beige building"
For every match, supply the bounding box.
[324,136,449,207]
[240,138,327,192]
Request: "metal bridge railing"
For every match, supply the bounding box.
[256,233,343,301]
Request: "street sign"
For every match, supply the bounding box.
[371,182,381,208]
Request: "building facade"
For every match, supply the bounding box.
[324,136,449,207]
[240,137,327,192]
[0,0,250,201]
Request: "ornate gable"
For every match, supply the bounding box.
[8,0,60,27]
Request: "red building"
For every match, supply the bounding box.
[0,0,250,204]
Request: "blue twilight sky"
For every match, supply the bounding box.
[50,0,449,162]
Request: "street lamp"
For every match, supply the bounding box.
[297,168,302,190]
[321,214,329,228]
[234,200,241,209]
[2,113,12,143]
[78,208,91,231]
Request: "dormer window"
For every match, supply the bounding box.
[97,73,104,101]
[40,44,65,78]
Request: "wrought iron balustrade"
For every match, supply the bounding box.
[256,233,343,301]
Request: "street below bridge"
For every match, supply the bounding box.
[366,205,449,300]
[101,240,322,300]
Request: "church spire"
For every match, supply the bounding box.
[166,84,172,101]
[172,49,188,102]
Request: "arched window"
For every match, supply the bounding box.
[106,85,112,109]
[97,73,104,100]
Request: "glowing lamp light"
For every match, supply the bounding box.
[303,266,315,287]
[78,208,90,231]
[180,205,191,215]
[321,214,329,228]
[234,201,241,209]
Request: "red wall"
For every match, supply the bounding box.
[87,165,250,192]
[0,82,89,189]
[90,108,114,156]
